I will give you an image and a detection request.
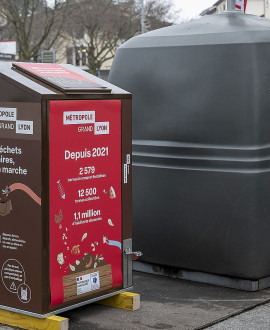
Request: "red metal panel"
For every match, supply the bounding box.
[49,100,122,307]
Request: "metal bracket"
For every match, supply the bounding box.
[123,239,143,288]
[123,239,132,288]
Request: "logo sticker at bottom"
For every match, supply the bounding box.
[76,271,100,295]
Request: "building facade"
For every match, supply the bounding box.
[201,0,270,18]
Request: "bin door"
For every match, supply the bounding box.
[49,100,122,306]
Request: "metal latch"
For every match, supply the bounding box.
[124,248,143,260]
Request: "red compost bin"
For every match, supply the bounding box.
[0,62,132,317]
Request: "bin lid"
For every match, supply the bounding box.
[118,11,270,49]
[13,62,111,94]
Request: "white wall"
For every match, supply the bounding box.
[246,0,265,16]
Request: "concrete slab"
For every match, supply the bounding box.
[2,271,270,329]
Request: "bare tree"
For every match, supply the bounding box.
[0,0,70,60]
[66,0,175,75]
[0,0,176,67]
[66,0,138,74]
[144,0,177,31]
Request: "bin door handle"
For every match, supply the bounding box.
[124,248,143,260]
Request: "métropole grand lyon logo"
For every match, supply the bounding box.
[0,108,33,135]
[63,111,95,125]
[94,122,109,135]
[63,111,109,135]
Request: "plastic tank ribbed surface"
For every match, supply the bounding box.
[109,12,270,280]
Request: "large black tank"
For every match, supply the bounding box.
[109,11,270,289]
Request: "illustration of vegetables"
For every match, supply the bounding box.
[71,245,80,255]
[109,186,116,199]
[108,219,114,226]
[92,254,104,269]
[68,253,106,274]
[81,233,87,242]
[85,256,93,269]
[91,240,99,251]
[97,254,104,261]
[57,253,65,265]
[95,254,104,262]
[57,180,66,199]
[55,209,63,224]
[2,186,10,196]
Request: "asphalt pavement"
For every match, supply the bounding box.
[208,303,270,329]
[2,271,270,329]
[63,271,270,329]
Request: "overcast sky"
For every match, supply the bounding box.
[173,0,217,21]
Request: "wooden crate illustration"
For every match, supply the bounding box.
[63,264,112,302]
[0,200,12,216]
